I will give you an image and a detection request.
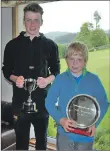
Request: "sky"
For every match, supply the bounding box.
[40,1,109,34]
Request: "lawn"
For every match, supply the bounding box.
[48,48,110,150]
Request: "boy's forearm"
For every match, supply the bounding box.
[46,75,55,84]
[10,75,18,83]
[96,102,109,127]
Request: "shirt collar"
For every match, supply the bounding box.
[24,33,40,38]
[66,67,87,77]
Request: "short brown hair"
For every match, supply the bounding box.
[24,2,44,15]
[64,41,88,63]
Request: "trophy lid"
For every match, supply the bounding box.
[66,94,100,129]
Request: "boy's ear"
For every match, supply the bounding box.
[41,19,43,26]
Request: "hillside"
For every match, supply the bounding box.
[44,29,109,44]
[45,31,77,44]
[44,31,70,40]
[54,33,77,44]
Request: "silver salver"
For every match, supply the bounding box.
[66,94,100,129]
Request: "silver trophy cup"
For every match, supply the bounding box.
[22,78,38,113]
[66,94,100,136]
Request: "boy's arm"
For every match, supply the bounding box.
[48,41,60,77]
[95,77,109,127]
[2,42,14,82]
[45,75,64,124]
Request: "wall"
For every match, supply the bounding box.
[18,4,26,33]
[1,7,13,102]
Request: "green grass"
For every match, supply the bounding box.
[87,49,110,100]
[48,48,110,150]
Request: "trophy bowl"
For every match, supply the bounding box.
[66,94,100,136]
[24,78,37,92]
[22,78,38,113]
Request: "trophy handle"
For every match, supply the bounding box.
[33,79,38,90]
[24,79,27,91]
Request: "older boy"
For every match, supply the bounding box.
[2,2,60,150]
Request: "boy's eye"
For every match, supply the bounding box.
[70,58,74,60]
[25,19,41,23]
[35,19,40,22]
[78,59,82,61]
[26,19,31,22]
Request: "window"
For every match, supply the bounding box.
[40,2,110,150]
[10,1,110,150]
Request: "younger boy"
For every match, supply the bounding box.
[45,41,109,150]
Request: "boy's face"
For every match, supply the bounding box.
[66,54,85,76]
[24,11,43,37]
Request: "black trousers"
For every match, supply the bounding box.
[14,112,49,150]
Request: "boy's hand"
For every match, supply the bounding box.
[37,77,48,88]
[37,75,55,88]
[60,118,77,132]
[88,125,96,136]
[16,76,24,88]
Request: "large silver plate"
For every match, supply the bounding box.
[66,94,100,129]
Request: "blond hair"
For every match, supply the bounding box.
[64,41,88,63]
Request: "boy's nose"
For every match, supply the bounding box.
[73,60,78,65]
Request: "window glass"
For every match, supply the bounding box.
[40,2,110,150]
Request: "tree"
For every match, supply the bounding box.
[75,22,93,49]
[91,28,109,47]
[88,23,94,30]
[57,44,66,58]
[94,11,101,29]
[80,22,90,36]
